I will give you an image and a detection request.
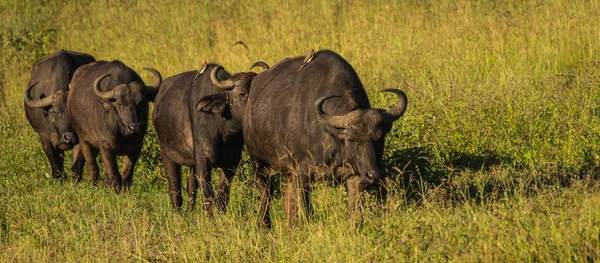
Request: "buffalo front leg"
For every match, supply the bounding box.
[187,167,199,212]
[215,167,236,213]
[283,171,313,226]
[346,175,364,220]
[71,144,85,182]
[80,143,100,186]
[195,158,215,215]
[40,138,64,179]
[121,150,140,189]
[99,146,122,194]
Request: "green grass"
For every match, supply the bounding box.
[2,0,600,261]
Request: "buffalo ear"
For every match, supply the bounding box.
[38,94,49,116]
[195,93,229,114]
[325,126,348,141]
[98,99,112,112]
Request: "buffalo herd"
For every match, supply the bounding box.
[24,49,408,227]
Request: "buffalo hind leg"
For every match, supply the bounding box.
[121,150,141,190]
[40,138,64,179]
[161,150,183,211]
[215,167,236,213]
[99,146,122,193]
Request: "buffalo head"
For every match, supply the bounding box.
[24,81,78,149]
[195,64,265,120]
[93,68,162,137]
[315,89,407,189]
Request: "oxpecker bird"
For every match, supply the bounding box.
[298,49,315,72]
[193,61,208,82]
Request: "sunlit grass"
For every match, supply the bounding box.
[1,0,600,261]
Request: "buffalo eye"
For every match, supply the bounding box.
[99,100,113,112]
[48,108,60,115]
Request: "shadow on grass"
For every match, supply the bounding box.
[383,146,593,205]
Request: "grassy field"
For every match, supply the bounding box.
[2,0,600,261]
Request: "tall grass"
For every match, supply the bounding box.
[1,0,600,261]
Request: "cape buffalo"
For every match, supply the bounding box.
[153,62,264,213]
[243,50,408,227]
[68,60,162,193]
[24,50,96,179]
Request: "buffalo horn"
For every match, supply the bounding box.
[249,61,270,71]
[314,95,355,129]
[24,81,55,108]
[142,67,162,96]
[380,89,408,123]
[210,65,234,89]
[93,74,115,100]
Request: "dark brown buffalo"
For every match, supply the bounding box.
[153,63,262,213]
[243,50,408,227]
[24,50,95,179]
[68,60,162,192]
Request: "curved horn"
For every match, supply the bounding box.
[93,74,115,100]
[249,61,270,71]
[142,67,162,93]
[314,95,354,129]
[210,65,234,89]
[24,81,55,108]
[380,89,408,122]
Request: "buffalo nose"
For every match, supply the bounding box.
[62,132,78,144]
[364,170,381,183]
[125,123,141,136]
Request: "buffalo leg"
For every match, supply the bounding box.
[283,170,312,226]
[187,167,199,212]
[161,150,183,210]
[346,176,363,220]
[99,146,122,193]
[215,167,236,213]
[40,138,64,179]
[121,150,140,189]
[71,144,85,182]
[80,143,100,186]
[195,158,215,215]
[253,158,273,228]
